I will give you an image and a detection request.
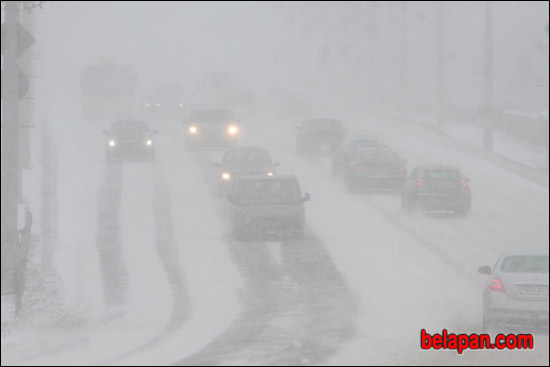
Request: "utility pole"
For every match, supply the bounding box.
[1,1,22,296]
[483,1,494,151]
[367,2,378,108]
[436,2,446,127]
[399,1,409,117]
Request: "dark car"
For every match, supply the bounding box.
[295,118,347,155]
[344,148,407,192]
[103,120,158,161]
[478,250,548,329]
[401,165,471,216]
[227,175,310,241]
[184,105,240,150]
[332,135,384,176]
[215,146,279,195]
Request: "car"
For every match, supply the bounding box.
[343,147,407,192]
[140,84,186,121]
[227,175,310,241]
[183,104,240,150]
[478,250,549,329]
[332,135,384,176]
[295,118,347,155]
[401,165,471,216]
[103,120,158,161]
[214,146,280,195]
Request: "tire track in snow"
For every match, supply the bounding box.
[176,151,357,366]
[105,164,191,363]
[96,162,129,310]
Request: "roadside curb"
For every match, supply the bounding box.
[376,113,549,188]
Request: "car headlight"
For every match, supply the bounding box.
[222,172,231,181]
[227,125,238,136]
[189,126,198,134]
[146,139,153,146]
[145,103,150,108]
[109,140,116,147]
[267,171,274,176]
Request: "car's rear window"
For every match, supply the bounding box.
[359,150,399,162]
[190,109,233,123]
[500,256,549,273]
[424,170,461,182]
[355,139,381,149]
[239,180,300,202]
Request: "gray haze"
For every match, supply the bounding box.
[1,1,549,366]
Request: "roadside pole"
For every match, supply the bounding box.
[436,1,446,128]
[1,0,22,297]
[482,1,494,151]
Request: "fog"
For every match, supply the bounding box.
[1,1,549,366]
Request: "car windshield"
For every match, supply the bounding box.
[239,180,300,203]
[354,139,382,149]
[304,119,342,129]
[500,255,549,273]
[424,170,461,182]
[110,121,150,135]
[189,109,233,123]
[223,150,272,168]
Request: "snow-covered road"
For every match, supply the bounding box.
[1,112,548,365]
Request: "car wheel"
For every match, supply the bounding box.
[455,202,470,217]
[482,312,494,332]
[345,176,359,193]
[402,196,414,214]
[294,223,305,239]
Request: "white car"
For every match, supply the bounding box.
[478,250,549,329]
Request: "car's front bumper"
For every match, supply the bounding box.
[185,133,238,149]
[106,143,155,159]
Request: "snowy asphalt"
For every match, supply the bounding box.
[1,116,548,365]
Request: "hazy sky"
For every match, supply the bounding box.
[31,1,549,116]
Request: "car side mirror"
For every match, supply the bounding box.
[102,130,108,135]
[214,162,223,168]
[464,177,470,182]
[401,159,408,164]
[182,119,189,125]
[273,162,280,167]
[294,126,301,131]
[226,194,234,203]
[303,193,310,202]
[478,266,491,275]
[152,130,159,134]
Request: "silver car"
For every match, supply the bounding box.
[478,250,549,329]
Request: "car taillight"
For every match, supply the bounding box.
[356,164,363,172]
[461,178,468,188]
[489,278,505,293]
[398,166,404,172]
[416,177,422,187]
